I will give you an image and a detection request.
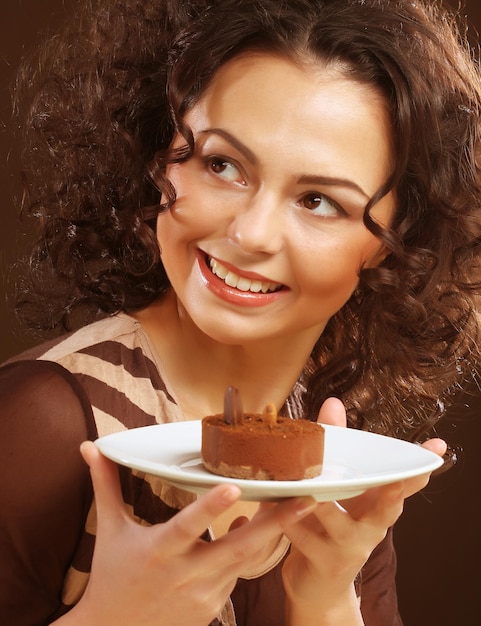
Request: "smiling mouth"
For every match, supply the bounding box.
[208,257,283,294]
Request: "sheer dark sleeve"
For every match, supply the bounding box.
[0,360,97,625]
[360,527,404,626]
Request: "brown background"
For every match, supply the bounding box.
[1,2,480,624]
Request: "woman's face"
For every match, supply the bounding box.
[157,54,395,348]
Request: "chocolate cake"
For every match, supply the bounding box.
[201,387,324,480]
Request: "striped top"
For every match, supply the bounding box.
[0,313,402,625]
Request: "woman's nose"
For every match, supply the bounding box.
[226,191,285,255]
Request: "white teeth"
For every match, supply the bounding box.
[209,257,280,294]
[211,260,228,280]
[224,271,239,288]
[236,277,252,292]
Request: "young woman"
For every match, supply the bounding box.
[1,0,480,624]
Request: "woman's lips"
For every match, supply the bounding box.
[197,253,286,307]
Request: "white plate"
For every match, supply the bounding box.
[95,421,443,501]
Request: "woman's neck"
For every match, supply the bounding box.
[132,293,316,420]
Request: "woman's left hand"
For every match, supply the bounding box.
[281,397,447,624]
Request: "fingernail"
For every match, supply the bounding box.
[219,484,242,506]
[79,441,93,464]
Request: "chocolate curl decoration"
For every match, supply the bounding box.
[224,386,243,425]
[262,403,277,427]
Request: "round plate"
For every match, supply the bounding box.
[95,421,443,501]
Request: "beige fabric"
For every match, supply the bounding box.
[49,315,279,624]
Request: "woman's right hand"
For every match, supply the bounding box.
[54,441,318,626]
[281,398,446,626]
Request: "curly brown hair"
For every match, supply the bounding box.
[14,0,481,440]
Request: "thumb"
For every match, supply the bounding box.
[80,441,127,528]
[316,397,347,428]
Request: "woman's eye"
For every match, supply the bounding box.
[301,193,344,217]
[207,157,245,184]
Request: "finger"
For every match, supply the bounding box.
[216,496,318,565]
[421,437,447,457]
[316,397,347,427]
[162,484,242,551]
[251,496,319,529]
[285,485,403,556]
[283,501,337,555]
[340,481,405,525]
[80,441,127,527]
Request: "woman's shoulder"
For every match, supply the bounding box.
[0,358,98,438]
[3,313,144,365]
[3,312,181,429]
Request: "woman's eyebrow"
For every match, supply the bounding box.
[297,174,370,200]
[199,128,259,165]
[199,127,369,199]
